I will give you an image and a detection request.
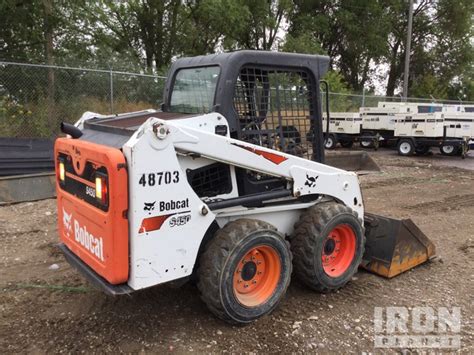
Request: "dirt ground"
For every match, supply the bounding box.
[1,149,473,353]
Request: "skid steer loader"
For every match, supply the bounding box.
[55,51,435,324]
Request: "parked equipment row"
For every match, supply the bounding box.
[323,102,473,157]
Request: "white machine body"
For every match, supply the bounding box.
[119,113,363,290]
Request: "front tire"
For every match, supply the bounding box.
[290,202,365,293]
[197,219,292,324]
[397,139,415,156]
[324,134,337,149]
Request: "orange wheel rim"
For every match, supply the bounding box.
[233,245,281,307]
[321,224,356,277]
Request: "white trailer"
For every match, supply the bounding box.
[393,112,469,157]
[358,102,443,148]
[322,112,362,149]
[440,112,474,155]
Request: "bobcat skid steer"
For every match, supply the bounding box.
[55,51,435,324]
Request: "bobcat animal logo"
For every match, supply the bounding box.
[144,201,156,211]
[62,208,73,236]
[305,174,319,188]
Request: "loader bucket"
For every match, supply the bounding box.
[325,151,380,174]
[361,213,436,278]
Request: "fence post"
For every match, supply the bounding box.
[110,68,114,114]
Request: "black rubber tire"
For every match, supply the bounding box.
[340,140,354,148]
[290,202,365,293]
[439,144,457,156]
[359,139,373,148]
[415,146,431,155]
[197,219,292,324]
[397,139,415,156]
[324,134,337,149]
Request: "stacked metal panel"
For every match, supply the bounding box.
[0,138,54,176]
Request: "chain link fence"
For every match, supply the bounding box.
[0,62,166,139]
[1,61,473,139]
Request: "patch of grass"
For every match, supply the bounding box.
[4,283,90,293]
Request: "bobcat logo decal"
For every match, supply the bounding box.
[305,174,319,188]
[144,201,156,213]
[62,208,73,236]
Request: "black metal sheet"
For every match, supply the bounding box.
[0,138,54,176]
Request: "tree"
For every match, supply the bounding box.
[383,0,473,97]
[287,0,390,92]
[233,0,293,50]
[176,0,248,55]
[287,0,473,98]
[1,0,472,101]
[281,32,325,54]
[0,0,58,63]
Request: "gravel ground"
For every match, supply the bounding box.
[1,151,473,353]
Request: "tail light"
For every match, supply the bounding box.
[58,158,65,184]
[95,172,108,205]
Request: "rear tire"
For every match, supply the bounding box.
[359,139,373,148]
[397,139,415,156]
[415,146,431,155]
[440,144,457,156]
[197,219,292,324]
[290,202,365,292]
[324,134,337,149]
[340,140,354,148]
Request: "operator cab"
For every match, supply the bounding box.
[162,50,330,196]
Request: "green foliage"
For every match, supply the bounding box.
[288,0,473,99]
[323,71,350,94]
[447,65,474,102]
[410,74,448,100]
[321,71,360,112]
[2,0,472,97]
[0,95,35,137]
[0,0,48,62]
[379,0,474,97]
[288,0,390,91]
[281,33,325,55]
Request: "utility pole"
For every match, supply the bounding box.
[403,0,414,101]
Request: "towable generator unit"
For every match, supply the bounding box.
[394,111,470,157]
[439,110,474,155]
[322,112,362,149]
[55,51,435,324]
